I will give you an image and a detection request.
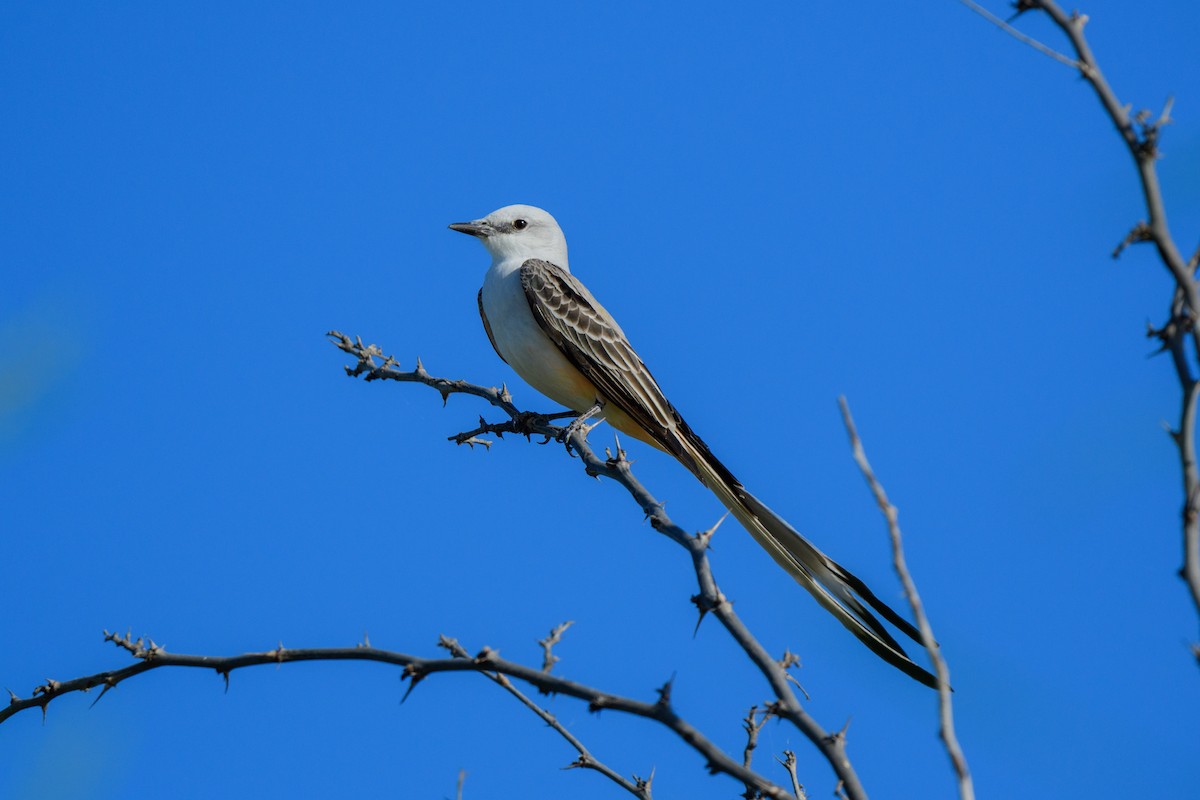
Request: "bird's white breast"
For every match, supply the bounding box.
[481,258,599,412]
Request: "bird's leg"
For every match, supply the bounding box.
[558,399,605,452]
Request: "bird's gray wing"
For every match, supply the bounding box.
[520,259,681,445]
[519,258,747,489]
[478,288,506,364]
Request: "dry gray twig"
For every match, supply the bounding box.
[839,398,973,800]
[538,621,574,673]
[439,634,651,800]
[965,0,1200,659]
[777,750,806,800]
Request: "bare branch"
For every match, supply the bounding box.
[3,630,789,798]
[963,0,1200,655]
[539,621,575,673]
[839,398,974,800]
[438,635,651,800]
[326,340,870,799]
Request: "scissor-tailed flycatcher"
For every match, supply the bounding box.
[450,204,937,688]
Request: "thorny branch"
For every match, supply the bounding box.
[966,1,1200,657]
[438,633,653,800]
[3,336,874,800]
[5,335,956,800]
[324,331,868,798]
[839,399,973,800]
[4,630,776,797]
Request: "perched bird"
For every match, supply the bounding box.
[450,204,936,688]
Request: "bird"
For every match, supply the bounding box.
[449,204,937,688]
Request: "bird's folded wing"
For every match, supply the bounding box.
[477,288,506,364]
[519,258,677,439]
[519,258,744,490]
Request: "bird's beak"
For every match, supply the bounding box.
[448,220,492,238]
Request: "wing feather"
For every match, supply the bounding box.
[520,259,676,439]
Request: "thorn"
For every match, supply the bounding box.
[89,679,118,709]
[6,688,18,705]
[400,669,424,703]
[415,356,424,372]
[691,595,710,637]
[698,511,730,545]
[219,669,230,693]
[655,674,675,707]
[778,649,802,670]
[1006,0,1035,22]
[362,631,371,648]
[1112,221,1152,259]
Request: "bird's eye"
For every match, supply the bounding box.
[512,219,528,230]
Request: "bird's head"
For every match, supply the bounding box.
[449,204,568,267]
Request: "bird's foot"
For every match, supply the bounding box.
[508,410,555,441]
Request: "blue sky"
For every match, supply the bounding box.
[2,2,1198,798]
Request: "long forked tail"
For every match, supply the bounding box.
[670,433,939,689]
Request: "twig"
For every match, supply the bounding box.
[958,0,1079,68]
[740,704,776,798]
[777,750,806,800]
[838,398,974,800]
[439,635,651,800]
[539,621,574,673]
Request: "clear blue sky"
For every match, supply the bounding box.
[3,2,1198,798]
